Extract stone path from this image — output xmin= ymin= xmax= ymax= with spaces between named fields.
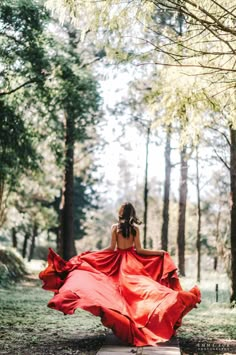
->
xmin=97 ymin=334 xmax=180 ymax=355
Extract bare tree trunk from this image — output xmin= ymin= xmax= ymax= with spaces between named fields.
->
xmin=58 ymin=188 xmax=64 ymax=255
xmin=143 ymin=126 xmax=150 ymax=248
xmin=28 ymin=223 xmax=38 ymax=262
xmin=22 ymin=232 xmax=30 ymax=259
xmin=0 ymin=179 xmax=7 ymax=227
xmin=0 ymin=179 xmax=5 ymax=227
xmin=59 ymin=111 xmax=76 ymax=260
xmin=196 ymin=146 xmax=201 ymax=282
xmin=214 ymin=209 xmax=221 ymax=271
xmin=177 ymin=146 xmax=188 ymax=276
xmin=230 ymin=127 xmax=236 ymax=303
xmin=11 ymin=227 xmax=17 ymax=249
xmin=161 ymin=125 xmax=172 ymax=251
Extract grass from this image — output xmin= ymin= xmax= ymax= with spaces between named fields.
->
xmin=0 ymin=276 xmax=107 ymax=355
xmin=177 ymin=270 xmax=236 ymax=354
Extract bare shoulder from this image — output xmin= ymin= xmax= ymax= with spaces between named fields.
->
xmin=111 ymin=223 xmax=118 ymax=232
xmin=134 ymin=225 xmax=140 ymax=233
xmin=134 ymin=225 xmax=140 ymax=230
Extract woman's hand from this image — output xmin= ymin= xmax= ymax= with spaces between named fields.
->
xmin=157 ymin=250 xmax=165 ymax=256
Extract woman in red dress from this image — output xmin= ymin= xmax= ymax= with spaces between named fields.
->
xmin=39 ymin=202 xmax=201 ymax=346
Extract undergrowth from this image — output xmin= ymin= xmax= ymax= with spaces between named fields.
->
xmin=0 ymin=247 xmax=27 ymax=287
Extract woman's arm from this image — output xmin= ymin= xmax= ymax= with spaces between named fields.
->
xmin=134 ymin=227 xmax=165 ymax=256
xmin=101 ymin=224 xmax=117 ymax=251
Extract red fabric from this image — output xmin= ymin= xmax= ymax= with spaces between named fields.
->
xmin=39 ymin=247 xmax=201 ymax=346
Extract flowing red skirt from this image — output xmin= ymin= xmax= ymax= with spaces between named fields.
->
xmin=39 ymin=247 xmax=201 ymax=346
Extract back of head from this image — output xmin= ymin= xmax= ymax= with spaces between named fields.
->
xmin=117 ymin=202 xmax=141 ymax=238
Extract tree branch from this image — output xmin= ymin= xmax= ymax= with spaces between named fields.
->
xmin=0 ymin=78 xmax=38 ymax=96
xmin=0 ymin=32 xmax=23 ymax=45
xmin=136 ymin=61 xmax=236 ymax=72
xmin=209 ymin=126 xmax=231 ymax=147
xmin=213 ymin=147 xmax=230 ymax=170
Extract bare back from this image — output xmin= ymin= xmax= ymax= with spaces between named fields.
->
xmin=113 ymin=223 xmax=137 ymax=249
xmin=108 ymin=223 xmax=164 ymax=256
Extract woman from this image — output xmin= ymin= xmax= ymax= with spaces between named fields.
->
xmin=39 ymin=202 xmax=201 ymax=346
xmin=103 ymin=202 xmax=165 ymax=256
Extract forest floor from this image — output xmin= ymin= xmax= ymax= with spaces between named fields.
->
xmin=0 ymin=263 xmax=236 ymax=355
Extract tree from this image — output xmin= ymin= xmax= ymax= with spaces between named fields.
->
xmin=195 ymin=144 xmax=201 ymax=282
xmin=48 ymin=29 xmax=101 ymax=260
xmin=48 ymin=1 xmax=235 ymax=77
xmin=0 ymin=1 xmax=50 ymax=94
xmin=73 ymin=174 xmax=99 ymax=241
xmin=143 ymin=125 xmax=151 ymax=248
xmin=149 ymin=0 xmax=236 ymax=78
xmin=161 ymin=125 xmax=172 ymax=251
xmin=0 ymin=100 xmax=38 ymax=226
xmin=177 ymin=143 xmax=188 ymax=277
xmin=0 ymin=1 xmax=51 ymax=227
xmin=230 ymin=127 xmax=236 ymax=302
xmin=0 ymin=2 xmax=103 ymax=263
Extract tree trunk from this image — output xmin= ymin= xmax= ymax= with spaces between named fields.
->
xmin=214 ymin=210 xmax=221 ymax=271
xmin=58 ymin=188 xmax=64 ymax=255
xmin=22 ymin=232 xmax=30 ymax=259
xmin=161 ymin=125 xmax=172 ymax=251
xmin=230 ymin=127 xmax=236 ymax=303
xmin=59 ymin=111 xmax=76 ymax=260
xmin=0 ymin=179 xmax=5 ymax=227
xmin=11 ymin=227 xmax=17 ymax=249
xmin=196 ymin=145 xmax=201 ymax=282
xmin=28 ymin=223 xmax=37 ymax=262
xmin=177 ymin=146 xmax=188 ymax=276
xmin=143 ymin=126 xmax=150 ymax=249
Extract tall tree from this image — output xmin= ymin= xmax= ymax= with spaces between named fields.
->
xmin=0 ymin=2 xmax=102 ymax=262
xmin=50 ymin=29 xmax=101 ymax=260
xmin=161 ymin=125 xmax=172 ymax=251
xmin=177 ymin=144 xmax=188 ymax=276
xmin=59 ymin=111 xmax=76 ymax=259
xmin=196 ymin=145 xmax=201 ymax=282
xmin=0 ymin=100 xmax=38 ymax=226
xmin=230 ymin=127 xmax=236 ymax=302
xmin=0 ymin=1 xmax=50 ymax=227
xmin=143 ymin=126 xmax=151 ymax=248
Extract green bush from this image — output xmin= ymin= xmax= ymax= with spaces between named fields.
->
xmin=0 ymin=247 xmax=27 ymax=287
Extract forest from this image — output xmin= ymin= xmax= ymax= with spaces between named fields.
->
xmin=0 ymin=1 xmax=236 ymax=354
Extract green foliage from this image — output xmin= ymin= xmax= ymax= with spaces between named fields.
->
xmin=0 ymin=100 xmax=38 ymax=186
xmin=0 ymin=0 xmax=103 ymax=251
xmin=74 ymin=176 xmax=98 ymax=240
xmin=48 ymin=28 xmax=101 ymax=140
xmin=0 ymin=1 xmax=50 ymax=94
xmin=0 ymin=1 xmax=52 ymax=226
xmin=0 ymin=247 xmax=27 ymax=287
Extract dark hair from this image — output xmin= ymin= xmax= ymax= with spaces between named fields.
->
xmin=117 ymin=202 xmax=142 ymax=238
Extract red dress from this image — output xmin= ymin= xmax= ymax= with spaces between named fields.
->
xmin=39 ymin=247 xmax=201 ymax=346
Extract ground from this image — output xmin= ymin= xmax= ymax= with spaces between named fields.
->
xmin=177 ymin=273 xmax=236 ymax=354
xmin=0 ymin=269 xmax=236 ymax=354
xmin=0 ymin=275 xmax=107 ymax=355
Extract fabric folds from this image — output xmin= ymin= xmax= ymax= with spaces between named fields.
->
xmin=39 ymin=247 xmax=201 ymax=346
